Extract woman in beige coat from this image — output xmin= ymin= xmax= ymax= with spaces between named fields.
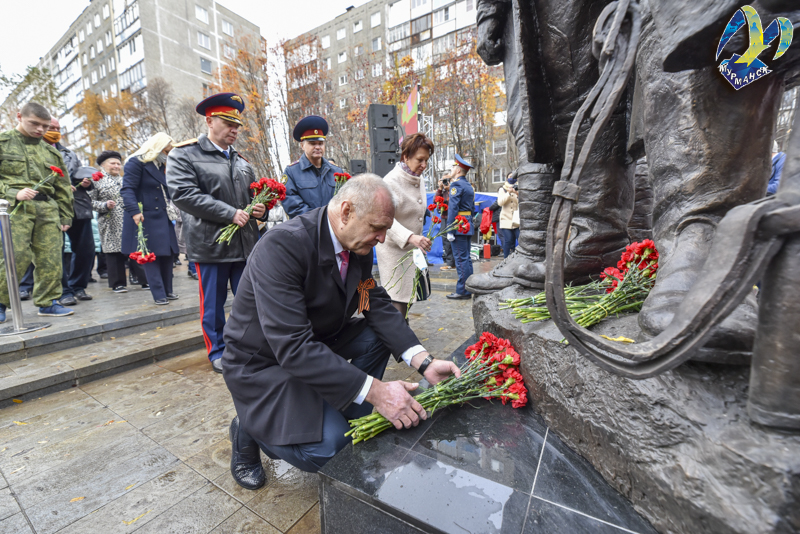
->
xmin=497 ymin=178 xmax=520 ymax=258
xmin=376 ymin=133 xmax=435 ymax=316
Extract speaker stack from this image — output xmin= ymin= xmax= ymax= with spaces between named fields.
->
xmin=368 ymin=104 xmax=400 ymax=178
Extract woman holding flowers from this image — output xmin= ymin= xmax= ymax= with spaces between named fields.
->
xmin=89 ymin=150 xmax=146 ymax=293
xmin=121 ymin=133 xmax=179 ymax=305
xmin=375 ymin=133 xmax=435 ymax=317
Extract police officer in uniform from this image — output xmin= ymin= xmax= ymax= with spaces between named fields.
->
xmin=445 ymin=155 xmax=475 ymax=300
xmin=167 ymin=93 xmax=267 ymax=374
xmin=282 ymin=116 xmax=343 ymax=218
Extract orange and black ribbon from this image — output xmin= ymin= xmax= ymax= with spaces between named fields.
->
xmin=357 ymin=279 xmax=376 ymax=314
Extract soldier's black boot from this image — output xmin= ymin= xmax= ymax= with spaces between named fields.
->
xmin=229 ymin=416 xmax=266 ymax=490
xmin=466 ymin=163 xmax=557 ymax=294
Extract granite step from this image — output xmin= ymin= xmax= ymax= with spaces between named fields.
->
xmin=0 ymin=321 xmax=206 ymax=407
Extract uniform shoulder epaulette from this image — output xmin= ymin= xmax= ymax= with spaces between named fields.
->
xmin=237 ymin=153 xmax=250 ymax=163
xmin=43 ymin=143 xmax=61 ymax=157
xmin=287 ymin=160 xmax=300 ymax=167
xmin=173 ymin=138 xmax=198 ymax=148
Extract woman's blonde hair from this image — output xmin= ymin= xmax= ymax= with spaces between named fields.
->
xmin=126 ymin=132 xmax=174 ymax=164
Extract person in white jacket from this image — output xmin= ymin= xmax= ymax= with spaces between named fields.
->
xmin=497 ymin=175 xmax=520 ymax=258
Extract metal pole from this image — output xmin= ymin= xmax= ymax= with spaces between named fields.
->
xmin=0 ymin=200 xmax=49 ymax=336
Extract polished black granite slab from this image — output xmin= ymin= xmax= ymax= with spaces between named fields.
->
xmin=319 ymin=337 xmax=658 ymax=534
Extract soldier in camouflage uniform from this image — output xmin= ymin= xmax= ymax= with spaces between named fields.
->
xmin=0 ymin=102 xmax=75 ymax=320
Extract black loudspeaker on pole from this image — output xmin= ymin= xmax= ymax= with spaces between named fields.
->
xmin=368 ymin=104 xmax=399 ymax=178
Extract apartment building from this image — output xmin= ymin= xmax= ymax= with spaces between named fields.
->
xmin=285 ymin=0 xmax=514 ymax=190
xmin=3 ymin=0 xmax=259 ymax=160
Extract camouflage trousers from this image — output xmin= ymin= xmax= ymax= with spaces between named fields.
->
xmin=0 ymin=200 xmax=63 ymax=307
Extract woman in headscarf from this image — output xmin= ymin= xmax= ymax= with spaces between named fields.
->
xmin=120 ymin=133 xmax=179 ymax=305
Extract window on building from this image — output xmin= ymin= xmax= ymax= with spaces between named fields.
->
xmin=79 ymin=30 xmax=85 ymax=43
xmin=371 ymin=12 xmax=381 ymax=27
xmin=411 ymin=0 xmax=427 ymax=7
xmin=323 ymin=57 xmax=331 ymax=70
xmin=338 ymin=51 xmax=346 ymax=63
xmin=336 ymin=27 xmax=346 ymax=40
xmin=94 ymin=14 xmax=101 ymax=27
xmin=224 ymin=44 xmax=235 ymax=59
xmin=120 ymin=61 xmax=146 ymax=91
xmin=198 ymin=32 xmax=211 ymax=49
xmin=372 ymin=63 xmax=382 ymax=77
xmin=90 ymin=46 xmax=95 ymax=59
xmin=355 ymin=69 xmax=365 ymax=80
xmin=433 ymin=6 xmax=451 ymax=25
xmin=466 ymin=0 xmax=475 ymax=10
xmin=200 ymin=57 xmax=212 ymax=74
xmin=110 ymin=83 xmax=117 ymax=96
xmin=82 ymin=53 xmax=87 ymax=66
xmin=97 ymin=39 xmax=103 ymax=52
xmin=356 ymin=93 xmax=366 ymax=104
xmin=339 ymin=74 xmax=348 ymax=86
xmin=83 ymin=78 xmax=90 ymax=90
xmin=372 ymin=36 xmax=382 ymax=51
xmin=196 ymin=5 xmax=209 ymax=23
xmin=321 ymin=35 xmax=330 ymax=49
xmin=109 ymin=57 xmax=115 ymax=71
xmin=388 ymin=24 xmax=409 ymax=43
xmin=353 ymin=20 xmax=363 ymax=33
xmin=102 ymin=89 xmax=108 ymax=99
xmin=222 ymin=20 xmax=234 ymax=36
xmin=324 ymin=81 xmax=332 ymax=92
xmin=86 ymin=22 xmax=92 ymax=36
xmin=492 ymin=168 xmax=505 ymax=182
xmin=129 ymin=37 xmax=137 ymax=54
xmin=354 ymin=44 xmax=363 ymax=56
xmin=493 ymin=139 xmax=507 ymax=155
xmin=91 ymin=70 xmax=98 ymax=84
xmin=103 ymin=3 xmax=110 ymax=19
xmin=339 ymin=98 xmax=347 ymax=109
xmin=411 ymin=15 xmax=431 ymax=34
xmin=202 ymin=83 xmax=210 ymax=96
xmin=105 ymin=31 xmax=112 ymax=46
xmin=100 ymin=64 xmax=107 ymax=78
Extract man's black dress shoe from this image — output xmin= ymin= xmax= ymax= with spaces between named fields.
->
xmin=229 ymin=416 xmax=266 ymax=490
xmin=166 ymin=293 xmax=179 ymax=300
xmin=75 ymin=289 xmax=92 ymax=301
xmin=446 ymin=292 xmax=472 ymax=300
xmin=19 ymin=290 xmax=30 ymax=301
xmin=59 ymin=295 xmax=78 ymax=306
xmin=212 ymin=358 xmax=223 ymax=374
xmin=154 ymin=298 xmax=168 ymax=305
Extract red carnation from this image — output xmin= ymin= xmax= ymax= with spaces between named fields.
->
xmin=91 ymin=171 xmax=104 ymax=181
xmin=455 ymin=215 xmax=470 ymax=234
xmin=49 ymin=165 xmax=64 ymax=177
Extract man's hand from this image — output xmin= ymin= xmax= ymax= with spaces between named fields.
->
xmin=365 ymin=380 xmax=427 ymax=430
xmin=232 ymin=209 xmax=249 ymax=227
xmin=133 ymin=213 xmax=144 ymax=226
xmin=408 ymin=234 xmax=432 ymax=252
xmin=60 ymin=225 xmax=70 ymax=232
xmin=106 ymin=200 xmax=116 ymax=210
xmin=15 ymin=188 xmax=37 ymax=201
xmin=410 ymin=352 xmax=461 ymax=386
xmin=251 ymin=203 xmax=266 ymax=219
xmin=80 ymin=178 xmax=91 ymax=188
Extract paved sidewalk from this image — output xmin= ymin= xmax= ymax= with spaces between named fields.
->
xmin=0 ymin=289 xmax=475 ymax=533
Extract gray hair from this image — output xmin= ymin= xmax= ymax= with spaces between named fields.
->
xmin=328 ymin=173 xmax=396 ymax=216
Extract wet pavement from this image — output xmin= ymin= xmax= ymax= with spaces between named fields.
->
xmin=0 ymin=284 xmax=476 ymax=533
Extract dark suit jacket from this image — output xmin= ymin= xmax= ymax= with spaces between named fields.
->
xmin=120 ymin=158 xmax=179 ymax=257
xmin=222 ymin=207 xmax=419 ymax=446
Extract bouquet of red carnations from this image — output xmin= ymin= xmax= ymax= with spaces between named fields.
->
xmin=333 ymin=172 xmax=351 ymax=195
xmin=384 ymin=196 xmax=470 ymax=315
xmin=346 ymin=332 xmax=528 ymax=444
xmin=129 ymin=202 xmax=156 ymax=264
xmin=91 ymin=171 xmax=103 ymax=181
xmin=216 ymin=178 xmax=286 ymax=244
xmin=501 ymin=239 xmax=659 ymax=330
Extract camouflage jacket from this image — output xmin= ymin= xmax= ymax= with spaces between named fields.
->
xmin=0 ymin=128 xmax=74 ymax=226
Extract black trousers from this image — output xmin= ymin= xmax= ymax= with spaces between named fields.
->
xmin=106 ymin=252 xmax=128 ymax=288
xmin=61 ymin=218 xmax=95 ymax=296
xmin=143 ymin=255 xmax=173 ymax=301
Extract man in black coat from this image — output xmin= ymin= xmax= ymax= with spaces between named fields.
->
xmin=167 ymin=93 xmax=267 ymax=373
xmin=222 ymin=174 xmax=460 ymax=489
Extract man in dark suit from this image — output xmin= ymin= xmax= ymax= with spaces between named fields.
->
xmin=222 ymin=174 xmax=460 ymax=490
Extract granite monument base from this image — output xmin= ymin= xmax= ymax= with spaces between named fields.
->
xmin=473 ymin=286 xmax=800 ymax=534
xmin=319 ymin=338 xmax=657 ymax=534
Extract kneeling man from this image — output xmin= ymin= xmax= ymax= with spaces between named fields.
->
xmin=222 ymin=174 xmax=459 ymax=489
